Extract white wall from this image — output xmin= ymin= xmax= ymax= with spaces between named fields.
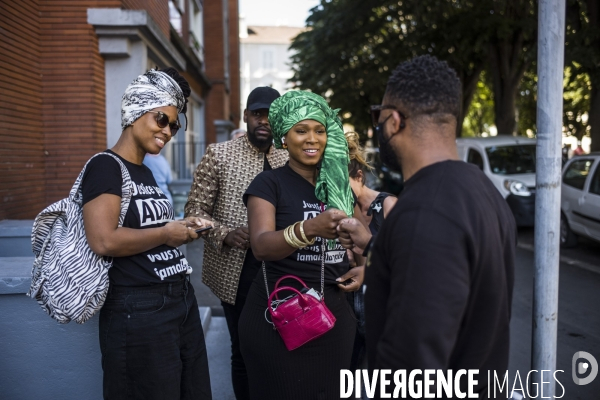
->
xmin=240 ymin=42 xmax=296 ymax=127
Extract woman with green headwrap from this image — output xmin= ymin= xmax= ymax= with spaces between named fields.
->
xmin=238 ymin=91 xmax=366 ymax=399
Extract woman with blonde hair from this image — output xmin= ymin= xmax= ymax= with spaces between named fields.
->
xmin=345 ymin=131 xmax=397 ymax=374
xmin=346 ymin=131 xmax=397 ymax=225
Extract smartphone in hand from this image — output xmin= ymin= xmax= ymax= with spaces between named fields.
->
xmin=195 ymin=226 xmax=213 ymax=234
xmin=336 ymin=277 xmax=354 ymax=286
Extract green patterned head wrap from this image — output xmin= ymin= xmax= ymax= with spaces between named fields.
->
xmin=269 ymin=90 xmax=353 ymax=217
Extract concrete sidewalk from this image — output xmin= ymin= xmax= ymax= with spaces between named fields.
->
xmin=205 ymin=317 xmax=236 ymax=400
xmin=184 ymin=239 xmax=235 ymax=399
xmin=185 ymin=240 xmax=224 ymax=316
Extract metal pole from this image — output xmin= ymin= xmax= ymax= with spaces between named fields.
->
xmin=532 ymin=0 xmax=565 ymax=397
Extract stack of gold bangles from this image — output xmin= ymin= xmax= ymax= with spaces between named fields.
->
xmin=284 ymin=221 xmax=316 ymax=249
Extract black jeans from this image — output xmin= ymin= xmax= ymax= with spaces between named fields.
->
xmin=99 ymin=277 xmax=212 ymax=400
xmin=221 ymin=256 xmax=261 ymax=400
xmin=348 ymin=288 xmax=366 ymax=370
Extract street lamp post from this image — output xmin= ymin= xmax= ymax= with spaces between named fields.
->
xmin=532 ymin=0 xmax=566 ymax=397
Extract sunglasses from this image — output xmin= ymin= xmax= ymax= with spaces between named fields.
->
xmin=369 ymin=105 xmax=407 ymax=128
xmin=147 ymin=111 xmax=181 ymax=136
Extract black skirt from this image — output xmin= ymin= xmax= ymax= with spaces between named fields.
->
xmin=239 ymin=274 xmax=356 ymax=400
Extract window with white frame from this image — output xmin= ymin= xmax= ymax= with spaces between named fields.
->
xmin=188 ymin=97 xmax=206 ymax=169
xmin=262 ymin=50 xmax=274 ymax=70
xmin=189 ymin=0 xmax=204 ymax=61
xmin=168 ymin=97 xmax=205 ymax=180
xmin=169 ymin=0 xmax=182 ymax=36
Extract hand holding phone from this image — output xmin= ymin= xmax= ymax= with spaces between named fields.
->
xmin=340 ymin=278 xmax=354 ymax=286
xmin=195 ymin=226 xmax=213 ymax=234
xmin=336 ymin=265 xmax=364 ymax=292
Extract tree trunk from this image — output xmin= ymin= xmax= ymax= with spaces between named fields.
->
xmin=495 ymin=87 xmax=518 ymax=135
xmin=457 ymin=66 xmax=485 ymax=137
xmin=587 ymin=0 xmax=599 ymax=26
xmin=489 ymin=37 xmax=528 ymax=135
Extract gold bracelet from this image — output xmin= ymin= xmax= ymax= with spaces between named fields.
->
xmin=299 ymin=220 xmax=316 ymax=245
xmin=288 ymin=222 xmax=307 ymax=248
xmin=283 ymin=225 xmax=297 ymax=248
xmin=284 ymin=224 xmax=304 ymax=249
xmin=283 ymin=221 xmax=316 ymax=249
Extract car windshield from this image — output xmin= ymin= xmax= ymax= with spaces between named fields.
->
xmin=485 ymin=144 xmax=536 ymax=175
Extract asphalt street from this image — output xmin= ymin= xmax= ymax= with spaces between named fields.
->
xmin=509 ymin=228 xmax=600 ymax=399
xmin=185 ymin=229 xmax=600 ymax=399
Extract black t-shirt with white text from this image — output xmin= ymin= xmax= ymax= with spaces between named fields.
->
xmin=81 ymin=151 xmax=190 ymax=286
xmin=243 ymin=164 xmax=349 ymax=288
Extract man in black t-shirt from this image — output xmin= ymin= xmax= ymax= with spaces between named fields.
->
xmin=338 ymin=56 xmax=516 ymax=399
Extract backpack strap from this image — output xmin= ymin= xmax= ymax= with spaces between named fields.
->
xmin=68 ymin=152 xmax=134 ymax=227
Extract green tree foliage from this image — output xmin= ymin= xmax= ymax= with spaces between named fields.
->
xmin=566 ymin=0 xmax=600 ymax=150
xmin=563 ymin=66 xmax=591 ymax=140
xmin=392 ymin=1 xmax=491 ymax=134
xmin=504 ymin=65 xmax=591 ymax=139
xmin=290 ymin=0 xmax=536 ymax=137
xmin=290 ymin=0 xmax=394 ymax=137
xmin=462 ymin=72 xmax=495 ymax=137
xmin=486 ymin=1 xmax=537 ymax=135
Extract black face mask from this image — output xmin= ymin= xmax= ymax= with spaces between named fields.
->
xmin=375 ymin=115 xmax=402 ymax=173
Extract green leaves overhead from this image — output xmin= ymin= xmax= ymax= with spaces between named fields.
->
xmin=290 ymin=0 xmax=536 ymax=136
xmin=565 ymin=0 xmax=600 ymax=150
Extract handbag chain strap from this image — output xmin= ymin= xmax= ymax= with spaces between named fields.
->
xmin=320 ymin=241 xmax=325 ymax=297
xmin=263 ymin=239 xmax=326 ymax=300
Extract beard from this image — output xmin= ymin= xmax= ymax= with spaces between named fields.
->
xmin=377 ymin=124 xmax=402 ymax=173
xmin=247 ymin=127 xmax=273 ymax=149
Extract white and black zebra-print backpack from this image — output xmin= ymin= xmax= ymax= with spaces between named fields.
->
xmin=28 ymin=152 xmax=133 ymax=324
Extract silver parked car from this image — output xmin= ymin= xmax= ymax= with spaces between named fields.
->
xmin=457 ymin=137 xmax=537 ymax=226
xmin=561 ymin=153 xmax=600 ymax=247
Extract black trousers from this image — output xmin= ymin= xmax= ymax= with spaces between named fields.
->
xmin=99 ymin=277 xmax=212 ymax=400
xmin=348 ymin=288 xmax=367 ymax=370
xmin=221 ymin=257 xmax=261 ymax=400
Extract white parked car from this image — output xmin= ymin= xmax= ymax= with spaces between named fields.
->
xmin=560 ymin=153 xmax=600 ymax=247
xmin=456 ymin=137 xmax=537 ymax=226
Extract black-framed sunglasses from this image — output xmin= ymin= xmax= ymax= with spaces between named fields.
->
xmin=147 ymin=111 xmax=181 ymax=136
xmin=369 ymin=105 xmax=407 ymax=128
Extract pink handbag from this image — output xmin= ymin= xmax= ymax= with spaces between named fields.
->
xmin=263 ymin=244 xmax=336 ymax=351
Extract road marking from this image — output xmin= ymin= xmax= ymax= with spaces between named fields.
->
xmin=517 ymin=243 xmax=600 ymax=275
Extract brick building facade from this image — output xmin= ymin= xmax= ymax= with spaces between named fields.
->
xmin=0 ymin=0 xmax=240 ymax=220
xmin=203 ymin=0 xmax=240 ymax=142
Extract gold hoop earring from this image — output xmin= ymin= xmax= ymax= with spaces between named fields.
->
xmin=282 ymin=142 xmax=288 ymax=149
